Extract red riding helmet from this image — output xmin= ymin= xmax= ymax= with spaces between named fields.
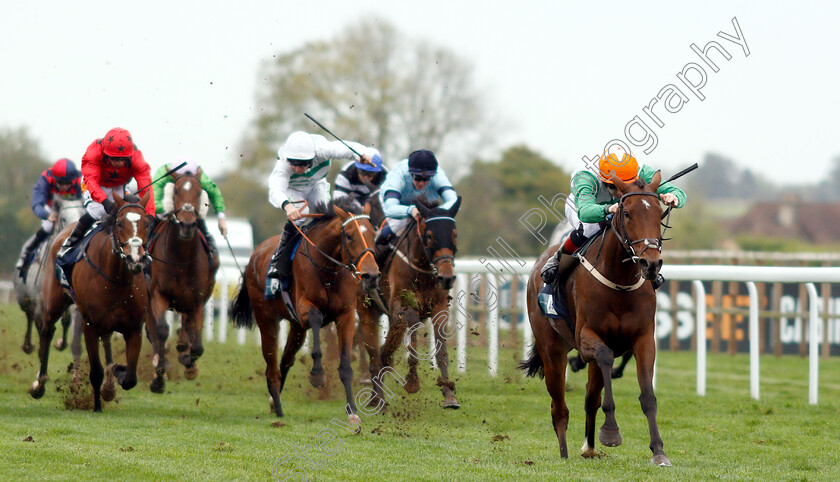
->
xmin=51 ymin=158 xmax=81 ymax=183
xmin=102 ymin=127 xmax=136 ymax=157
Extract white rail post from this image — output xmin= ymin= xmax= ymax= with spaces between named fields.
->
xmin=693 ymin=280 xmax=707 ymax=396
xmin=520 ymin=274 xmax=532 ymax=362
xmin=379 ymin=314 xmax=389 ymax=349
xmin=428 ymin=318 xmax=437 ymax=370
xmin=279 ymin=320 xmax=288 ymax=351
xmin=204 ymin=295 xmax=214 ymax=342
xmin=455 ymin=276 xmax=468 ymax=373
xmin=218 ymin=274 xmax=228 ymax=343
xmin=806 ymin=283 xmax=819 ymax=405
xmin=487 ymin=274 xmax=499 ymax=377
xmin=747 ymin=282 xmax=759 ymax=400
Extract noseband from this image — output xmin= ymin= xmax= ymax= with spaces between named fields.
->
xmin=111 ymin=204 xmax=151 ymax=264
xmin=612 ymin=191 xmax=663 ymax=263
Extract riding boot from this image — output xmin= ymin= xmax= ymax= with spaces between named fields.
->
xmin=266 ymin=221 xmax=299 ymax=295
xmin=374 ymin=225 xmax=395 ymax=266
xmin=541 ymin=248 xmax=578 ymax=286
xmin=16 ymin=227 xmax=51 ymax=272
xmin=57 ymin=212 xmax=96 ymax=258
xmin=652 ymin=273 xmax=665 ymax=290
xmin=197 ymin=218 xmax=217 ymax=256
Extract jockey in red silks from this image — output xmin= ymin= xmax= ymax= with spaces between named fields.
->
xmin=16 ymin=158 xmax=82 ymax=272
xmin=57 ymin=127 xmax=156 ymax=257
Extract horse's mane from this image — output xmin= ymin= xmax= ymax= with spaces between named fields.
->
xmin=414 ymin=195 xmax=443 ymax=209
xmin=305 ymin=196 xmax=364 ymax=230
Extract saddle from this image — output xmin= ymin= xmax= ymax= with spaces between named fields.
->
xmin=55 ymin=222 xmax=107 ymax=300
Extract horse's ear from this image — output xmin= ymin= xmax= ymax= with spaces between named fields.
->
xmin=447 ymin=196 xmax=462 ymax=217
xmin=333 ymin=204 xmax=349 ymax=219
xmin=414 ymin=200 xmax=432 ymax=219
xmin=362 ymin=202 xmax=371 ymax=216
xmin=612 ymin=175 xmax=630 ymax=194
xmin=113 ymin=190 xmax=125 ymax=209
xmin=648 ymin=170 xmax=662 ymax=192
xmin=139 ymin=189 xmax=151 ymax=209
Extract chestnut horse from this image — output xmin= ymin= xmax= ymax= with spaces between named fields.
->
xmin=230 ymin=197 xmax=380 ymax=424
xmin=14 ymin=197 xmax=86 ymax=363
xmin=521 ymin=173 xmax=671 ymax=465
xmin=358 ymin=197 xmax=462 ymax=409
xmin=147 ymin=173 xmax=219 ymax=392
xmin=35 ymin=191 xmax=152 ymax=412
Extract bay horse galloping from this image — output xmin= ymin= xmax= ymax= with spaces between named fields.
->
xmin=36 ymin=191 xmax=153 ymax=412
xmin=230 ymin=197 xmax=380 ymax=424
xmin=358 ymin=197 xmax=462 ymax=409
xmin=14 ymin=197 xmax=86 ymax=363
xmin=521 ymin=172 xmax=671 ymax=466
xmin=147 ymin=173 xmax=219 ymax=392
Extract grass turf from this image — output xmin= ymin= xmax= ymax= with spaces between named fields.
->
xmin=1 ymin=303 xmax=839 ymax=480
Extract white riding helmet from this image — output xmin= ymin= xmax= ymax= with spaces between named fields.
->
xmin=173 ymin=156 xmax=199 ymax=176
xmin=281 ymin=131 xmax=316 ymax=163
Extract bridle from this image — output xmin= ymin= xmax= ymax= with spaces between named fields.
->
xmin=166 ymin=175 xmax=200 ymax=228
xmin=611 ymin=191 xmax=664 ymax=264
xmin=110 ymin=203 xmax=151 ymax=264
xmin=391 ymin=216 xmax=457 ymax=276
xmin=294 ymin=213 xmax=376 ymax=279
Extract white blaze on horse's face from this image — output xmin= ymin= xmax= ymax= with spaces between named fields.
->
xmin=358 ymin=225 xmax=368 ymax=235
xmin=125 ymin=212 xmax=144 ymax=262
xmin=642 ymin=199 xmax=651 ymax=209
xmin=182 ymin=180 xmax=193 ymax=191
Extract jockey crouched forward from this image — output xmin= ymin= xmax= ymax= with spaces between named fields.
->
xmin=332 ymin=149 xmax=387 ymax=205
xmin=264 ymin=131 xmax=376 ymax=302
xmin=57 ymin=127 xmax=156 ymax=258
xmin=374 ymin=149 xmax=458 ymax=264
xmin=16 ymin=158 xmax=83 ymax=274
xmin=152 ymin=157 xmax=228 ymax=256
xmin=540 ymin=149 xmax=686 ymax=290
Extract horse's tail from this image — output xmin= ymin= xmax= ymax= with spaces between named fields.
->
xmin=518 ymin=344 xmax=545 ymax=379
xmin=230 ymin=276 xmax=254 ymax=330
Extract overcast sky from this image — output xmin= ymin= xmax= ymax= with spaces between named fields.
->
xmin=1 ymin=1 xmax=837 ymax=186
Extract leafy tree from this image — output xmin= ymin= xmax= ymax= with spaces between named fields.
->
xmin=455 ymin=145 xmax=570 ymax=256
xmin=0 ymin=127 xmax=50 ymax=275
xmin=236 ymin=18 xmax=490 ymax=180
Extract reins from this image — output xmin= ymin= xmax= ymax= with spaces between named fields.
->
xmin=291 ymin=208 xmax=375 ymax=280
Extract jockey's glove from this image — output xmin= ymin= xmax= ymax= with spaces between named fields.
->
xmin=102 ymin=198 xmax=116 ymax=214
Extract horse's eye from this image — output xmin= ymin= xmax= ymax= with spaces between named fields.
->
xmin=624 ymin=211 xmax=631 ymax=219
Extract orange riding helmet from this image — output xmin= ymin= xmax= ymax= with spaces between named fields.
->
xmin=598 ymin=151 xmax=639 ymax=184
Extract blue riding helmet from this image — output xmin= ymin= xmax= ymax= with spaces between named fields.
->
xmin=355 ymin=150 xmax=383 ymax=172
xmin=407 ymin=149 xmax=437 ymax=177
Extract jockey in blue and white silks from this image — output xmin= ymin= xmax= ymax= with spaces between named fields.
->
xmin=376 ymin=149 xmax=458 ymax=247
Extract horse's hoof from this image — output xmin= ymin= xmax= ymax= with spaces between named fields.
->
xmin=184 ymin=366 xmax=199 ymax=380
xmin=175 ymin=342 xmax=188 ymax=353
xmin=29 ymin=380 xmax=46 ymax=399
xmin=101 ymin=382 xmax=116 ymax=402
xmin=21 ymin=342 xmax=34 ymax=354
xmin=443 ymin=397 xmax=460 ymax=409
xmin=651 ymin=454 xmax=672 ymax=467
xmin=149 ymin=376 xmax=166 ymax=394
xmin=178 ymin=352 xmax=194 ymax=368
xmin=599 ymin=426 xmax=622 ymax=447
xmin=309 ymin=372 xmax=327 ymax=388
xmin=269 ymin=396 xmax=284 ymax=417
xmin=580 ymin=441 xmax=599 ymax=458
xmin=610 ymin=368 xmax=624 ymax=379
xmin=54 ymin=338 xmax=67 ymax=351
xmin=347 ymin=414 xmax=362 ymax=433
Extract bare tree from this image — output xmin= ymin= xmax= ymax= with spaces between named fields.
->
xmin=236 ymin=18 xmax=491 ymax=179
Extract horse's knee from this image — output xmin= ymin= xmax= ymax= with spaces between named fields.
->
xmin=190 ymin=344 xmax=204 ymax=359
xmin=639 ymin=391 xmax=657 ymax=414
xmin=595 ymin=344 xmax=614 ymax=368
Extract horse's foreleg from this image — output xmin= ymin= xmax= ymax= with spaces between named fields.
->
xmin=612 ymin=351 xmax=634 ymax=379
xmin=114 ymin=327 xmax=142 ymax=391
xmin=336 ymin=310 xmax=361 ymax=428
xmin=83 ymin=327 xmax=104 ymax=413
xmin=147 ymin=294 xmax=170 ymax=393
xmin=633 ymin=333 xmax=671 ymax=466
xmin=582 ymin=360 xmax=605 ymax=457
xmin=305 ymin=306 xmax=327 ymax=388
xmin=22 ymin=311 xmax=35 ymax=354
xmin=358 ymin=305 xmax=384 ymax=406
xmin=431 ymin=311 xmax=459 ymax=408
xmin=594 ymin=343 xmax=622 ymax=448
xmin=353 ymin=321 xmax=370 ymax=384
xmin=405 ymin=318 xmax=420 ymax=394
xmin=55 ymin=309 xmax=71 ymax=351
xmin=182 ymin=306 xmax=205 ymax=379
xmin=29 ymin=314 xmax=57 ymax=399
xmin=70 ymin=308 xmax=83 ymax=378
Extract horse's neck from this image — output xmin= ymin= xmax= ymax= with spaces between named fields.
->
xmin=306 ymin=220 xmax=342 ymax=260
xmin=91 ymin=231 xmax=134 ymax=283
xmin=590 ymin=226 xmax=642 ymax=285
xmin=164 ymin=221 xmax=202 ymax=255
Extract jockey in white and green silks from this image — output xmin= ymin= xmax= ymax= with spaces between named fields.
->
xmin=541 ymin=148 xmax=686 ymax=290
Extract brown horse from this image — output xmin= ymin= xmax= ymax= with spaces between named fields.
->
xmin=147 ymin=174 xmax=219 ymax=392
xmin=230 ymin=197 xmax=380 ymax=424
xmin=35 ymin=191 xmax=153 ymax=412
xmin=521 ymin=173 xmax=671 ymax=465
xmin=358 ymin=197 xmax=462 ymax=409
